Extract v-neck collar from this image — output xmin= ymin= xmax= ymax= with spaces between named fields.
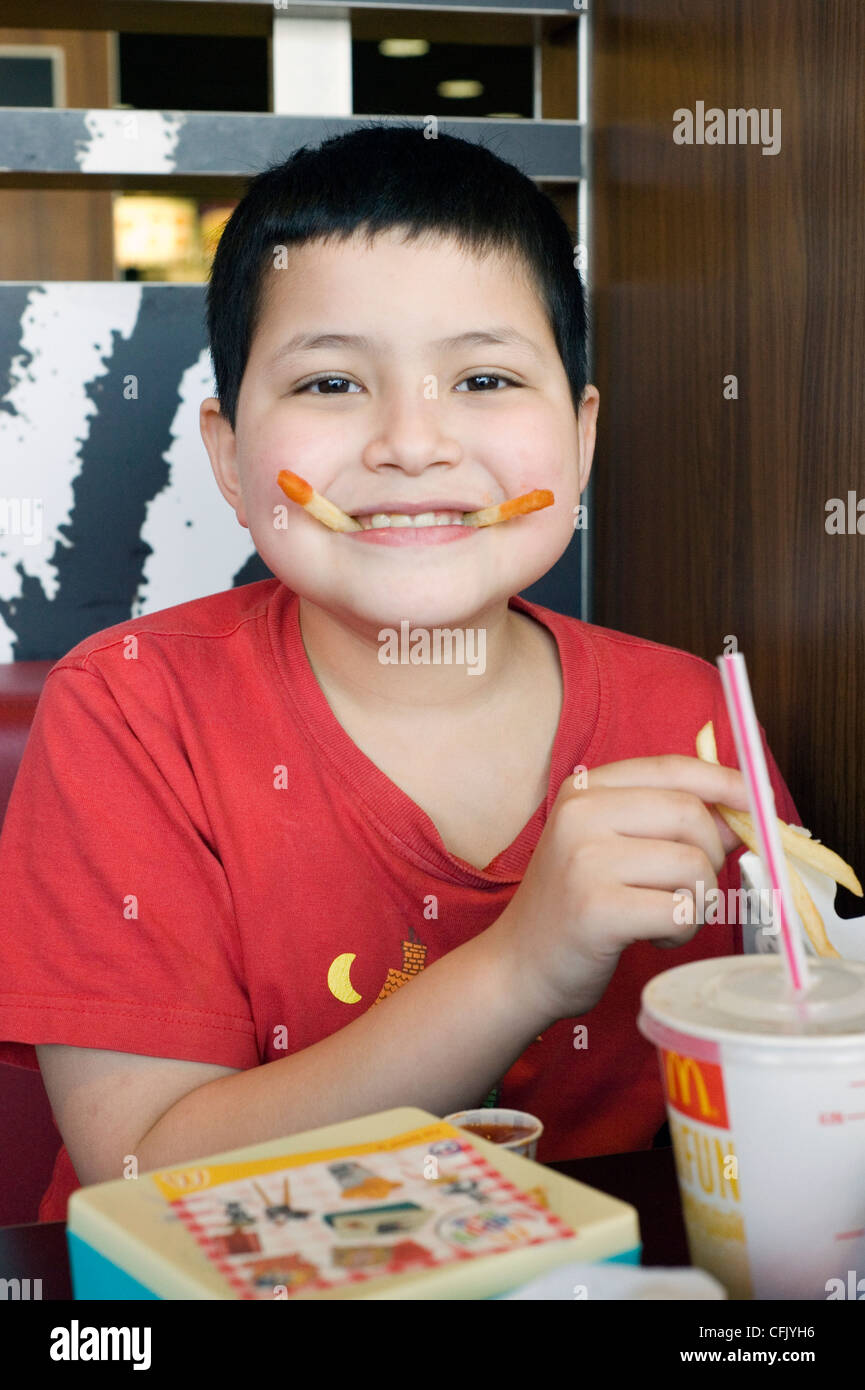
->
xmin=268 ymin=584 xmax=606 ymax=886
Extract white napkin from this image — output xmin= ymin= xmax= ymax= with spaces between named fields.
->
xmin=739 ymin=843 xmax=865 ymax=961
xmin=501 ymin=1261 xmax=726 ymax=1300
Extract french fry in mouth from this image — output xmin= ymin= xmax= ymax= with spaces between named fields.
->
xmin=695 ymin=718 xmax=862 ymax=957
xmin=461 ymin=489 xmax=555 ymax=527
xmin=277 ymin=471 xmax=362 ymax=532
xmin=276 ymin=471 xmax=554 ymax=532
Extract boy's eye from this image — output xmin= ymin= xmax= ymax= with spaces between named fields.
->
xmin=297 ymin=376 xmax=362 ymax=395
xmin=455 ymin=374 xmax=516 ymax=392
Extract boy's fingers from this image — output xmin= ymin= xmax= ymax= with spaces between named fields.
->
xmin=608 ymin=887 xmax=709 ymax=948
xmin=597 ymin=836 xmax=721 ymax=894
xmin=709 ymin=806 xmax=746 ymax=856
xmin=561 ymin=785 xmax=727 ymax=875
xmin=567 ymin=754 xmax=751 ymax=814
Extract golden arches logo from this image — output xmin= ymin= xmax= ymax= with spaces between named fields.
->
xmin=664 ymin=1053 xmax=716 ymax=1120
xmin=157 ymin=1168 xmax=209 ymax=1192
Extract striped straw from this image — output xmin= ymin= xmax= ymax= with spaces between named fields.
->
xmin=717 ymin=652 xmax=812 ymax=995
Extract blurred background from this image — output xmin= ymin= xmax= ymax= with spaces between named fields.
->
xmin=0 ymin=8 xmax=578 ymax=282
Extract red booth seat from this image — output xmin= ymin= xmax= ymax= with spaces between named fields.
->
xmin=0 ymin=661 xmax=63 ymax=1226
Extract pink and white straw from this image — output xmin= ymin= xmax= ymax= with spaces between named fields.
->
xmin=717 ymin=652 xmax=812 ymax=995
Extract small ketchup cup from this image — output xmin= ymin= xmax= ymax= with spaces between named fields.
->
xmin=442 ymin=1108 xmax=544 ymax=1160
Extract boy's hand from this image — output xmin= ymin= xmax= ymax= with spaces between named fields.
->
xmin=488 ymin=756 xmax=753 ymax=1025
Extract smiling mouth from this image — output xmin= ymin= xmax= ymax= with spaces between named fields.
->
xmin=276 ymin=469 xmax=554 ymax=534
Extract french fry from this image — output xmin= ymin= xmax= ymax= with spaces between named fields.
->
xmin=277 ymin=470 xmax=361 ymax=532
xmin=788 ymin=860 xmax=840 ymax=959
xmin=700 ymin=778 xmax=838 ymax=956
xmin=695 ymin=718 xmax=861 ymax=958
xmin=696 ymin=721 xmax=862 ymax=895
xmin=695 ymin=719 xmax=720 ymax=765
xmin=777 ymin=828 xmax=860 ymax=895
xmin=462 ymin=489 xmax=555 ymax=527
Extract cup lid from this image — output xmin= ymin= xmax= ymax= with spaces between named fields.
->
xmin=640 ymin=956 xmax=865 ymax=1043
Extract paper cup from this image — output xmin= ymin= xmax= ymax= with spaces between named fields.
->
xmin=639 ymin=956 xmax=865 ymax=1299
xmin=443 ymin=1109 xmax=543 ymax=1160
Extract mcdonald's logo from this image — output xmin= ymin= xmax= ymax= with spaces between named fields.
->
xmin=156 ymin=1168 xmax=209 ymax=1193
xmin=660 ymin=1050 xmax=729 ymax=1128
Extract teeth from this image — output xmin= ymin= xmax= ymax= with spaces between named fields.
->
xmin=358 ymin=511 xmax=465 ymax=530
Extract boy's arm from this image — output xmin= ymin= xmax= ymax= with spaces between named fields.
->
xmin=38 ymin=925 xmax=543 ymax=1187
xmin=35 ymin=1046 xmax=241 ymax=1188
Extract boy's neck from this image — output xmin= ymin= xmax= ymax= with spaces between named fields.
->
xmin=296 ymin=595 xmax=542 ymax=722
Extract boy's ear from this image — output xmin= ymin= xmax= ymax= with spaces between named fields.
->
xmin=577 ymin=386 xmax=600 ymax=494
xmin=200 ymin=397 xmax=248 ymax=529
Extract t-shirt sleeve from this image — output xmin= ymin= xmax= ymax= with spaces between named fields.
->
xmin=0 ymin=663 xmax=258 ymax=1072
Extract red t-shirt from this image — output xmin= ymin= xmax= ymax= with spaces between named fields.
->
xmin=0 ymin=580 xmax=800 ymax=1221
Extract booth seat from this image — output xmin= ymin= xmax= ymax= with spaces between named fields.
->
xmin=0 ymin=661 xmax=63 ymax=1226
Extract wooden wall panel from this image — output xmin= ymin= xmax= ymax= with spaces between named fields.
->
xmin=0 ymin=28 xmax=114 ymax=278
xmin=0 ymin=2 xmax=270 ymax=34
xmin=590 ymin=1 xmax=865 ymax=890
xmin=540 ymin=17 xmax=577 ymax=118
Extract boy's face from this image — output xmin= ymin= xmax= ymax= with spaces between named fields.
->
xmin=201 ymin=228 xmax=598 ymax=632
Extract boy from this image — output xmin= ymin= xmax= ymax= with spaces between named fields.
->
xmin=0 ymin=124 xmax=798 ymax=1222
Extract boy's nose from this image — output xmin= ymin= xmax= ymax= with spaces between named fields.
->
xmin=362 ymin=396 xmax=462 ymax=473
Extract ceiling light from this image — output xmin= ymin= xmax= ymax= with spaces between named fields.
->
xmin=113 ymin=195 xmax=199 ymax=269
xmin=378 ymin=39 xmax=430 ymax=57
xmin=437 ymin=79 xmax=484 ymax=100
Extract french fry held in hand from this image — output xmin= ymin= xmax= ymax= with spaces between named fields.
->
xmin=696 ymin=719 xmax=863 ymax=957
xmin=276 ymin=471 xmax=554 ymax=532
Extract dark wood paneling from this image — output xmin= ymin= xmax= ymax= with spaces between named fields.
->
xmin=540 ymin=16 xmax=577 ymax=118
xmin=351 ymin=11 xmax=535 ymax=43
xmin=0 ymin=2 xmax=272 ymax=35
xmin=590 ymin=1 xmax=865 ymax=887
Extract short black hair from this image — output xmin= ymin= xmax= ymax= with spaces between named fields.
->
xmin=205 ymin=121 xmax=589 ymax=432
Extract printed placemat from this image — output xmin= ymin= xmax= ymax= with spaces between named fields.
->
xmin=151 ymin=1122 xmax=575 ymax=1299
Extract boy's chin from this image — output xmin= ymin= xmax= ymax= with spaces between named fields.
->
xmin=297 ymin=582 xmax=511 ymax=633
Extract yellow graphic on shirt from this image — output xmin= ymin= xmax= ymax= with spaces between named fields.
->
xmin=327 ymin=931 xmax=428 ymax=1008
xmin=327 ymin=952 xmax=362 ymax=1004
xmin=373 ymin=931 xmax=427 ymax=1006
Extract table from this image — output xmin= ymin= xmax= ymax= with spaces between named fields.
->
xmin=0 ymin=1146 xmax=688 ymax=1299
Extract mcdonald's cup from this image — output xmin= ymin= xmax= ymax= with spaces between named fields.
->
xmin=638 ymin=955 xmax=865 ymax=1299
